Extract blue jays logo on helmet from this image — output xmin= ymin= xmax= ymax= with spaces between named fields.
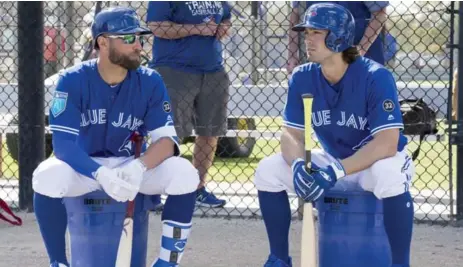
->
xmin=91 ymin=7 xmax=152 ymax=49
xmin=292 ymin=3 xmax=355 ymax=53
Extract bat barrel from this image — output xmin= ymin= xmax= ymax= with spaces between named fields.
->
xmin=315 ymin=190 xmax=392 ymax=267
xmin=63 ymin=190 xmax=155 ymax=267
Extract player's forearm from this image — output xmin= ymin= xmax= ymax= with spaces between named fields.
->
xmin=220 ymin=20 xmax=232 ymax=32
xmin=53 ymin=137 xmax=101 ymax=179
xmin=288 ymin=9 xmax=300 ymax=60
xmin=340 ymin=130 xmax=398 ymax=175
xmin=217 ymin=19 xmax=232 ymax=40
xmin=281 ymin=127 xmax=305 ymax=166
xmin=139 ymin=137 xmax=175 ymax=169
xmin=358 ymin=9 xmax=387 ymax=54
xmin=149 ymin=21 xmax=200 ymax=39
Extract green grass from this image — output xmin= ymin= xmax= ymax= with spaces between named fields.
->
xmin=1 ymin=141 xmax=19 ymax=179
xmin=2 ymin=116 xmax=455 ymax=192
xmin=180 ymin=116 xmax=455 ymax=192
xmin=180 ymin=139 xmax=280 ymax=184
xmin=179 ymin=139 xmax=454 ymax=192
xmin=405 ymin=141 xmax=454 ymax=191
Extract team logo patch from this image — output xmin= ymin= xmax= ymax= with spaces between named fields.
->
xmin=50 ymin=91 xmax=68 ymax=117
xmin=382 ymin=99 xmax=395 ymax=112
xmin=165 ymin=115 xmax=174 ymax=126
xmin=174 ymin=240 xmax=186 ymax=252
xmin=118 ymin=134 xmax=134 ymax=155
xmin=163 ymin=101 xmax=171 ymax=113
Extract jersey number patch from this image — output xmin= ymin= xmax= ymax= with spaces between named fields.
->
xmin=383 ymin=99 xmax=395 ymax=112
xmin=51 ymin=91 xmax=68 ymax=118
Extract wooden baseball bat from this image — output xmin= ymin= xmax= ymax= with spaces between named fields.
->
xmin=300 ymin=93 xmax=318 ymax=267
xmin=115 ymin=133 xmax=143 ymax=267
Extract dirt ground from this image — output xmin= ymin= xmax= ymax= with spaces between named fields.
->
xmin=0 ymin=212 xmax=462 ymax=267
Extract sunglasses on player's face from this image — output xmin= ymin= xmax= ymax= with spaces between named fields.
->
xmin=106 ymin=34 xmax=145 ymax=46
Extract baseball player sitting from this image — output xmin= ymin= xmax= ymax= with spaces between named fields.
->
xmin=254 ymin=4 xmax=414 ymax=267
xmin=32 ymin=7 xmax=199 ymax=267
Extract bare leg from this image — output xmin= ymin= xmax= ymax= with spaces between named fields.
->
xmin=193 ymin=136 xmax=218 ymax=188
xmin=193 ymin=136 xmax=226 ymax=207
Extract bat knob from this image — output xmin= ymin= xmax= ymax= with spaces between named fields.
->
xmin=304 ymin=164 xmax=313 ymax=174
xmin=130 ymin=131 xmax=144 ymax=142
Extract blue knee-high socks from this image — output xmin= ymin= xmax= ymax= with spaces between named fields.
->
xmin=152 ymin=192 xmax=196 ymax=266
xmin=258 ymin=190 xmax=291 ymax=264
xmin=162 ymin=191 xmax=196 ymax=223
xmin=34 ymin=192 xmax=68 ymax=266
xmin=383 ymin=191 xmax=414 ymax=267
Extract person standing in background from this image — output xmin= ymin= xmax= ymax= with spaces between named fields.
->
xmin=44 ymin=26 xmax=65 ymax=78
xmin=146 ymin=1 xmax=232 ymax=208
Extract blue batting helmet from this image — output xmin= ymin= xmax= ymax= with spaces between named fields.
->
xmin=292 ymin=3 xmax=355 ymax=53
xmin=91 ymin=7 xmax=151 ymax=49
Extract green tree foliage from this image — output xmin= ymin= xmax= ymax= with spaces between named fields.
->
xmin=387 ymin=1 xmax=451 ymax=55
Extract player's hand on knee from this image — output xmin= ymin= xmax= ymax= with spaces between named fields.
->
xmin=291 ymin=158 xmax=325 ymax=202
xmin=118 ymin=159 xmax=147 ymax=190
xmin=94 ymin=166 xmax=139 ymax=202
xmin=310 ymin=160 xmax=346 ymax=190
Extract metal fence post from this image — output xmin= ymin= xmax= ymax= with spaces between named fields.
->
xmin=250 ymin=1 xmax=259 ymax=85
xmin=17 ymin=2 xmax=45 ymax=211
xmin=447 ymin=1 xmax=456 ymax=222
xmin=455 ymin=2 xmax=463 ymax=223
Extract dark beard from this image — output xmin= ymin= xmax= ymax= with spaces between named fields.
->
xmin=108 ymin=45 xmax=141 ymax=70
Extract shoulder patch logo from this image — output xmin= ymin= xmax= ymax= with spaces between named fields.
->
xmin=382 ymin=99 xmax=395 ymax=112
xmin=51 ymin=91 xmax=68 ymax=117
xmin=163 ymin=101 xmax=171 ymax=113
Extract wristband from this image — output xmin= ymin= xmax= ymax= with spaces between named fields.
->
xmin=136 ymin=158 xmax=148 ymax=172
xmin=330 ymin=161 xmax=346 ymax=179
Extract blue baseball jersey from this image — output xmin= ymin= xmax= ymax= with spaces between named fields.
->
xmin=146 ymin=1 xmax=231 ymax=73
xmin=293 ymin=1 xmax=389 ymax=65
xmin=283 ymin=57 xmax=407 ymax=160
xmin=49 ymin=59 xmax=179 ymax=177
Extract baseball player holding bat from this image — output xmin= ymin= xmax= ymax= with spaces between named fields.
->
xmin=254 ymin=3 xmax=414 ymax=267
xmin=32 ymin=7 xmax=199 ymax=267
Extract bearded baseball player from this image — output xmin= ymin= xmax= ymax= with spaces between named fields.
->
xmin=32 ymin=7 xmax=199 ymax=267
xmin=254 ymin=3 xmax=414 ymax=267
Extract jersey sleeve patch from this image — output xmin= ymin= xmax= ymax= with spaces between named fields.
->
xmin=51 ymin=91 xmax=68 ymax=118
xmin=382 ymin=99 xmax=395 ymax=112
xmin=163 ymin=101 xmax=171 ymax=113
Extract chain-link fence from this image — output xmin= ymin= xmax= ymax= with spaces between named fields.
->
xmin=0 ymin=1 xmax=458 ymax=224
